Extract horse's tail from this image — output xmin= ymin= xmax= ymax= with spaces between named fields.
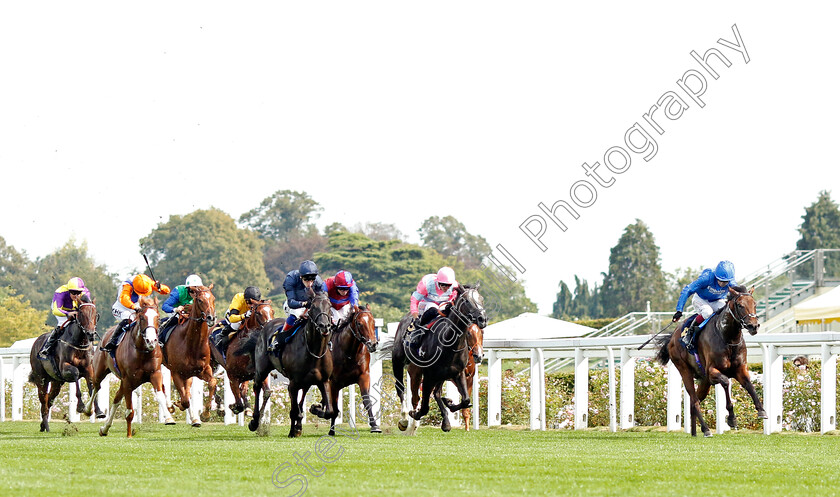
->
xmin=655 ymin=331 xmax=673 ymax=366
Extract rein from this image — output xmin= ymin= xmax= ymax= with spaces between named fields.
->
xmin=304 ymin=300 xmax=332 ymax=359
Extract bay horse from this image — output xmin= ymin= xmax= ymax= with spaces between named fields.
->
xmin=28 ymin=295 xmax=101 ymax=432
xmin=656 ymin=285 xmax=767 ymax=437
xmin=309 ymin=304 xmax=380 ymax=436
xmin=455 ymin=323 xmax=484 ymax=431
xmin=86 ymin=296 xmax=175 ymax=437
xmin=209 ymin=299 xmax=274 ymax=416
xmin=241 ymin=289 xmax=334 ymax=437
xmin=161 ymin=285 xmax=217 ymax=426
xmin=393 ymin=285 xmax=486 ymax=432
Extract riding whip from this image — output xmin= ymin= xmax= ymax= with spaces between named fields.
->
xmin=636 ymin=321 xmax=675 ymax=350
xmin=143 ymin=254 xmax=161 ymax=291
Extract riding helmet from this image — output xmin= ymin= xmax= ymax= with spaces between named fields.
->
xmin=436 ymin=267 xmax=456 ymax=285
xmin=244 ymin=286 xmax=261 ymax=301
xmin=132 ymin=274 xmax=154 ymax=296
xmin=299 ymin=260 xmax=319 ymax=277
xmin=714 ymin=260 xmax=735 ymax=282
xmin=66 ymin=277 xmax=86 ymax=292
xmin=334 ymin=270 xmax=353 ymax=288
xmin=185 ymin=274 xmax=203 ymax=287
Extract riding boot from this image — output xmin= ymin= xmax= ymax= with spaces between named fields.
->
xmin=214 ymin=326 xmax=232 ymax=353
xmin=37 ymin=326 xmax=62 ymax=360
xmin=268 ymin=319 xmax=294 ymax=354
xmin=102 ymin=319 xmax=130 ymax=352
xmin=681 ymin=323 xmax=699 ymax=350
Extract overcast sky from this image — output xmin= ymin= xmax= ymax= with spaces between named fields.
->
xmin=1 ymin=2 xmax=838 ymax=313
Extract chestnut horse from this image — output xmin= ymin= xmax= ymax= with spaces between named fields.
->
xmin=28 ymin=295 xmax=101 ymax=432
xmin=656 ymin=285 xmax=767 ymax=437
xmin=209 ymin=299 xmax=274 ymax=415
xmin=161 ymin=285 xmax=217 ymax=426
xmin=242 ymin=290 xmax=334 ymax=437
xmin=455 ymin=323 xmax=484 ymax=430
xmin=393 ymin=285 xmax=486 ymax=432
xmin=309 ymin=304 xmax=380 ymax=436
xmin=86 ymin=296 xmax=174 ymax=437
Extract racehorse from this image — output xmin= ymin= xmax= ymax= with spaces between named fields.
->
xmin=86 ymin=296 xmax=174 ymax=437
xmin=393 ymin=285 xmax=486 ymax=432
xmin=309 ymin=304 xmax=380 ymax=436
xmin=456 ymin=323 xmax=484 ymax=431
xmin=209 ymin=299 xmax=274 ymax=416
xmin=656 ymin=285 xmax=767 ymax=437
xmin=241 ymin=289 xmax=334 ymax=437
xmin=161 ymin=285 xmax=217 ymax=426
xmin=28 ymin=295 xmax=101 ymax=432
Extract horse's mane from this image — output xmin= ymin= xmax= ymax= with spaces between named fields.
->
xmin=79 ymin=293 xmax=92 ymax=304
xmin=137 ymin=296 xmax=156 ymax=307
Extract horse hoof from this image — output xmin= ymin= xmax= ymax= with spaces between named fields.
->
xmin=249 ymin=419 xmax=259 ymax=432
xmin=441 ymin=424 xmax=451 ymax=433
xmin=371 ymin=425 xmax=382 ymax=433
xmin=328 ymin=429 xmax=336 ymax=437
xmin=165 ymin=418 xmax=176 ymax=425
xmin=309 ymin=404 xmax=323 ymax=417
xmin=191 ymin=421 xmax=202 ymax=428
xmin=200 ymin=412 xmax=210 ymax=423
xmin=703 ymin=432 xmax=712 ymax=438
xmin=757 ymin=410 xmax=768 ymax=419
xmin=244 ymin=408 xmax=253 ymax=417
xmin=99 ymin=427 xmax=107 ymax=437
xmin=397 ymin=419 xmax=408 ymax=431
xmin=96 ymin=412 xmax=107 ymax=419
xmin=76 ymin=405 xmax=86 ymax=414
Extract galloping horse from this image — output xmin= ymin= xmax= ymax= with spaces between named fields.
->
xmin=393 ymin=285 xmax=486 ymax=432
xmin=454 ymin=323 xmax=484 ymax=431
xmin=29 ymin=295 xmax=101 ymax=432
xmin=309 ymin=304 xmax=380 ymax=436
xmin=86 ymin=296 xmax=174 ymax=437
xmin=242 ymin=290 xmax=334 ymax=437
xmin=209 ymin=299 xmax=274 ymax=416
xmin=656 ymin=285 xmax=767 ymax=437
xmin=161 ymin=285 xmax=217 ymax=426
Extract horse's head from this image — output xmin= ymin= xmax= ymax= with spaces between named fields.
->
xmin=466 ymin=323 xmax=484 ymax=363
xmin=728 ymin=286 xmax=760 ymax=335
xmin=75 ymin=295 xmax=99 ymax=342
xmin=189 ymin=285 xmax=217 ymax=328
xmin=135 ymin=296 xmax=160 ymax=352
xmin=454 ymin=284 xmax=487 ymax=329
xmin=309 ymin=292 xmax=333 ymax=337
xmin=248 ymin=299 xmax=274 ymax=329
xmin=349 ymin=304 xmax=378 ymax=353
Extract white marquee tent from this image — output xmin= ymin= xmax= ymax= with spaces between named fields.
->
xmin=794 ymin=285 xmax=840 ymax=325
xmin=484 ymin=312 xmax=595 ymax=341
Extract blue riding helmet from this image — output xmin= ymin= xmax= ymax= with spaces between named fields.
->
xmin=299 ymin=260 xmax=319 ymax=277
xmin=714 ymin=260 xmax=735 ymax=282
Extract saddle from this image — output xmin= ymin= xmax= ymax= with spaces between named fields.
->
xmin=268 ymin=319 xmax=306 ymax=355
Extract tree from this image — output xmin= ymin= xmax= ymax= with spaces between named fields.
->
xmin=552 ymin=281 xmax=573 ymax=319
xmin=0 ymin=288 xmax=50 ymax=346
xmin=352 ymin=222 xmax=405 ymax=241
xmin=263 ymin=232 xmax=327 ymax=291
xmin=418 ymin=216 xmax=491 ymax=269
xmin=28 ymin=239 xmax=119 ymax=326
xmin=796 ymin=190 xmax=840 ymax=275
xmin=0 ymin=236 xmax=36 ymax=305
xmin=664 ymin=266 xmax=702 ymax=310
xmin=140 ymin=208 xmax=271 ymax=306
xmin=600 ymin=220 xmax=669 ymax=316
xmin=238 ymin=190 xmax=322 ymax=243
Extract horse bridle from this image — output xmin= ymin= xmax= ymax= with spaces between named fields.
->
xmin=347 ymin=311 xmax=376 ymax=349
xmin=249 ymin=301 xmax=272 ymax=328
xmin=304 ymin=298 xmax=333 ymax=359
xmin=726 ymin=293 xmax=757 ymax=330
xmin=186 ymin=292 xmax=216 ymax=327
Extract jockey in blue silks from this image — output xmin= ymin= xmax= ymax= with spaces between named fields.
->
xmin=268 ymin=260 xmax=327 ymax=353
xmin=672 ymin=260 xmax=738 ymax=349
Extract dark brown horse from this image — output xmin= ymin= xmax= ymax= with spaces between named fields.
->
xmin=86 ymin=296 xmax=174 ymax=437
xmin=242 ymin=290 xmax=334 ymax=437
xmin=161 ymin=285 xmax=217 ymax=426
xmin=393 ymin=286 xmax=486 ymax=432
xmin=656 ymin=285 xmax=767 ymax=437
xmin=28 ymin=295 xmax=101 ymax=432
xmin=309 ymin=304 xmax=380 ymax=436
xmin=209 ymin=299 xmax=274 ymax=416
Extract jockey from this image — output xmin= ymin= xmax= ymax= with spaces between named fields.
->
xmin=37 ymin=277 xmax=91 ymax=360
xmin=408 ymin=267 xmax=459 ymax=342
xmin=325 ymin=270 xmax=359 ymax=329
xmin=672 ymin=260 xmax=738 ymax=349
xmin=268 ymin=260 xmax=326 ymax=353
xmin=211 ymin=286 xmax=262 ymax=354
xmin=102 ymin=274 xmax=170 ymax=352
xmin=159 ymin=274 xmax=203 ymax=338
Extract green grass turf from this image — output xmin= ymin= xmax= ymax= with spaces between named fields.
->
xmin=1 ymin=421 xmax=838 ymax=496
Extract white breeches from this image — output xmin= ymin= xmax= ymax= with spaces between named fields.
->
xmin=693 ymin=294 xmax=726 ymax=320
